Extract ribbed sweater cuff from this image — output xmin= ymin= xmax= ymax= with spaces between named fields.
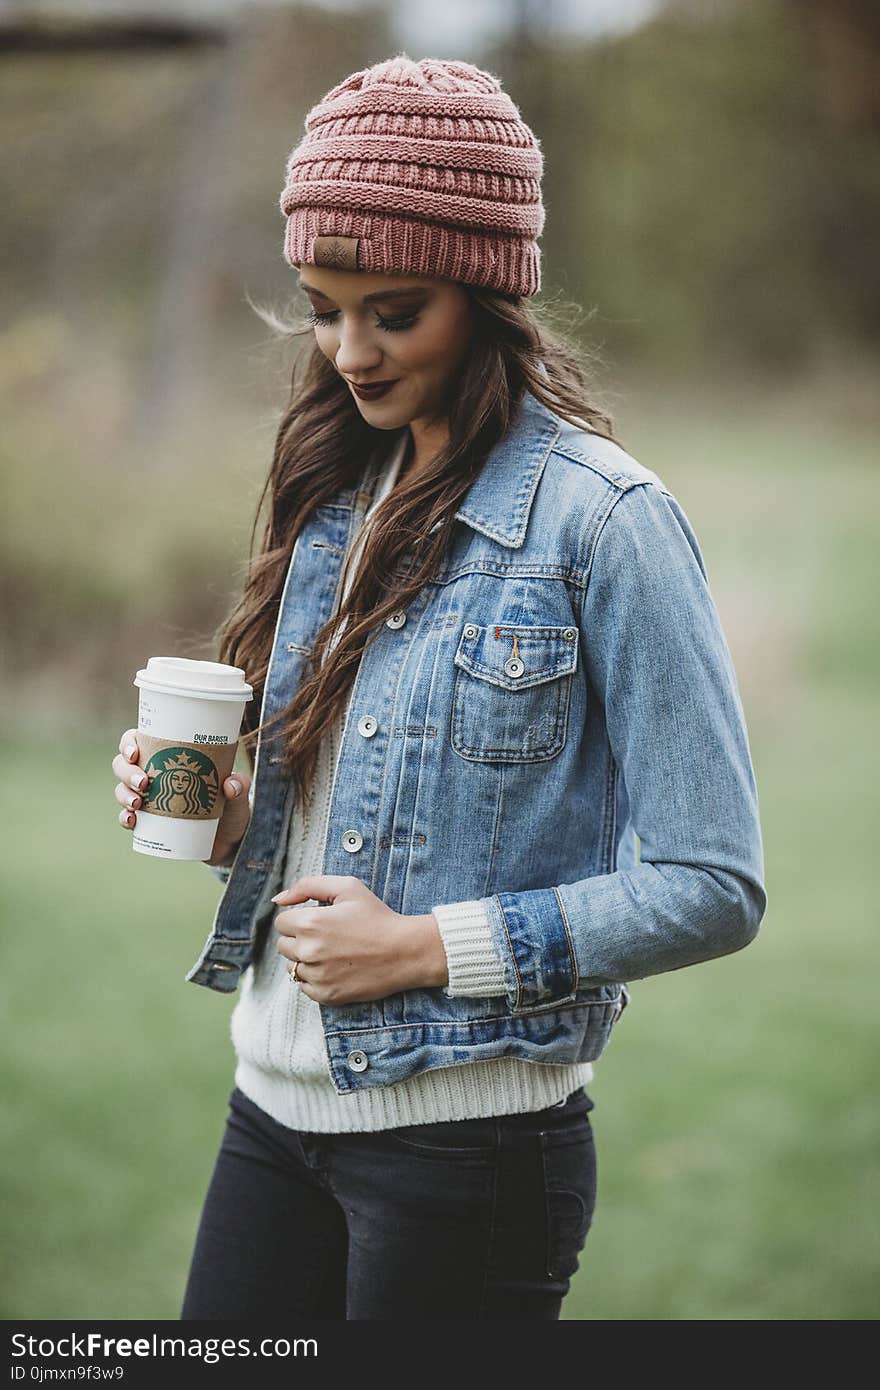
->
xmin=431 ymin=900 xmax=510 ymax=997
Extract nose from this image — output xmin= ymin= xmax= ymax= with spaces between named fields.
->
xmin=334 ymin=315 xmax=384 ymax=379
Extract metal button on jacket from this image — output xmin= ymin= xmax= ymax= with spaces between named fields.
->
xmin=347 ymin=1049 xmax=369 ymax=1072
xmin=357 ymin=715 xmax=378 ymax=738
xmin=342 ymin=829 xmax=363 ymax=853
xmin=504 ymin=656 xmax=525 ymax=678
xmin=463 ymin=623 xmax=478 ymax=639
xmin=386 ymin=611 xmax=407 ymax=629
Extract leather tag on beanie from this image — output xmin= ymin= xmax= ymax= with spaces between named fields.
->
xmin=312 ymin=235 xmax=360 ymax=270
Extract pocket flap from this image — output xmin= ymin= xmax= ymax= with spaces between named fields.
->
xmin=454 ymin=622 xmax=579 ymax=692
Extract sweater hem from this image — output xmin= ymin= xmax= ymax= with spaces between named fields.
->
xmin=232 ymin=1054 xmax=594 ymax=1134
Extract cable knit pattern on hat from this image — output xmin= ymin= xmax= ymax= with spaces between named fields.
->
xmin=279 ymin=54 xmax=545 ymax=295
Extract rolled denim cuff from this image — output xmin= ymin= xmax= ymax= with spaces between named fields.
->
xmin=431 ymin=901 xmax=510 ymax=997
xmin=479 ymin=887 xmax=578 ymax=1011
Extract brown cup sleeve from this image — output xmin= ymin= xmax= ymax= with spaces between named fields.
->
xmin=133 ymin=731 xmax=239 ymax=821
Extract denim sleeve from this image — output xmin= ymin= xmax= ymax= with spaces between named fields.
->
xmin=478 ymin=480 xmax=767 ymax=1010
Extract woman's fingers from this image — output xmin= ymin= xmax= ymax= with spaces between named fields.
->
xmin=111 ymin=749 xmax=149 ymax=795
xmin=112 ymin=728 xmax=147 ymax=830
xmin=114 ymin=781 xmax=142 ymax=812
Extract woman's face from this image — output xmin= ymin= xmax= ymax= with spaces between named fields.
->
xmin=297 ymin=266 xmax=475 ymax=432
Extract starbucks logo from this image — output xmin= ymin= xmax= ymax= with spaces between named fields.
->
xmin=141 ymin=746 xmax=220 ymax=817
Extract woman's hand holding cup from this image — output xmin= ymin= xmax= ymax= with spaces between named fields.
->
xmin=111 ymin=728 xmax=252 ymax=868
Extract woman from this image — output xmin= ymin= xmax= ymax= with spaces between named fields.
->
xmin=112 ymin=55 xmax=766 ymax=1320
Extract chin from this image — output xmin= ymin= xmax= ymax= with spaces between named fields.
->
xmin=357 ymin=403 xmax=411 ymax=429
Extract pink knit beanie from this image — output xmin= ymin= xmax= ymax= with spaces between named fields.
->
xmin=279 ymin=54 xmax=545 ymax=296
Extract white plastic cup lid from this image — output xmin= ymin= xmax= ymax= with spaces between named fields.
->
xmin=133 ymin=657 xmax=254 ymax=702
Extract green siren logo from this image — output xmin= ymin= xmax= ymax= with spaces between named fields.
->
xmin=141 ymin=746 xmax=219 ymax=817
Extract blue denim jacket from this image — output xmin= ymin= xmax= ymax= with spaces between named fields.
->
xmin=187 ymin=389 xmax=766 ymax=1093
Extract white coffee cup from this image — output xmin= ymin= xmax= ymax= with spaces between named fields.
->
xmin=131 ymin=657 xmax=254 ymax=861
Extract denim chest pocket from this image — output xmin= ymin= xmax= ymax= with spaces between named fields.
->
xmin=450 ymin=621 xmax=579 ymax=763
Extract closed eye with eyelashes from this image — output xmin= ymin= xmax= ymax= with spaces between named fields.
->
xmin=306 ymin=307 xmax=420 ymax=332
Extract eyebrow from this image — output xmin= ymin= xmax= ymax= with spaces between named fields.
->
xmin=298 ymin=279 xmax=430 ymax=305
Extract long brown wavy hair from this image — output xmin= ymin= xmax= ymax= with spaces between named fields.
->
xmin=215 ymin=284 xmax=624 ymax=804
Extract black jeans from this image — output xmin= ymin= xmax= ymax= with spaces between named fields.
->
xmin=180 ymin=1083 xmax=598 ymax=1321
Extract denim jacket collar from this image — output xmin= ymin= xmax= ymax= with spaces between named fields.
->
xmin=453 ymin=390 xmax=562 ymax=549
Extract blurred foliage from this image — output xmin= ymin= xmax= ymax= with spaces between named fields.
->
xmin=490 ymin=0 xmax=880 ymax=369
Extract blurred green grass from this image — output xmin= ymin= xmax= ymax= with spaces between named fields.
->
xmin=1 ymin=384 xmax=878 ymax=1320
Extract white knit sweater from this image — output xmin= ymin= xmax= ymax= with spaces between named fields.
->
xmin=228 ymin=432 xmax=594 ymax=1131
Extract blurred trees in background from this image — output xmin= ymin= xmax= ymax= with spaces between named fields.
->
xmin=1 ymin=0 xmax=877 ymax=728
xmin=494 ymin=0 xmax=880 ymax=369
